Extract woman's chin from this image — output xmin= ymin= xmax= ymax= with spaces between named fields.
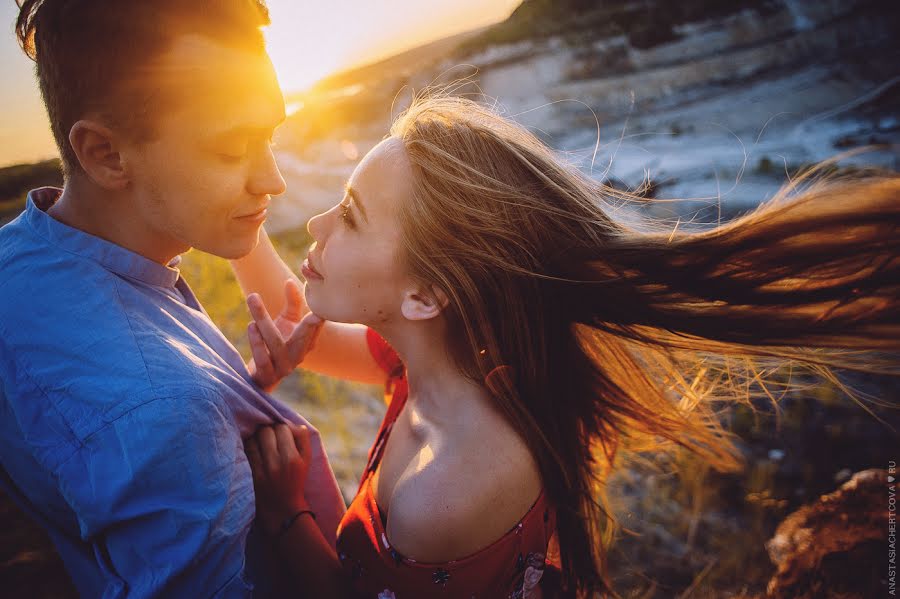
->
xmin=304 ymin=288 xmax=379 ymax=326
xmin=302 ymin=283 xmax=318 ymax=307
xmin=303 ymin=291 xmax=322 ymax=317
xmin=303 ymin=295 xmax=348 ymax=325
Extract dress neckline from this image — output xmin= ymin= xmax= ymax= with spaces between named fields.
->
xmin=363 ymin=468 xmax=548 ymax=569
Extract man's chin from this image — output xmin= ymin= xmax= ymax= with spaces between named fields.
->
xmin=195 ymin=233 xmax=260 ymax=260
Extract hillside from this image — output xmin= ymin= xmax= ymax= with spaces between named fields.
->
xmin=300 ymin=27 xmax=488 ymax=96
xmin=267 ymin=0 xmax=898 ymax=233
xmin=456 ymin=0 xmax=779 ymax=53
xmin=0 ymin=159 xmax=62 ymax=224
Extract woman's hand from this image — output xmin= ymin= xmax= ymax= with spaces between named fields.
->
xmin=246 ymin=278 xmax=325 ymax=392
xmin=245 ymin=423 xmax=313 ymax=537
xmin=246 ymin=424 xmax=349 ymax=596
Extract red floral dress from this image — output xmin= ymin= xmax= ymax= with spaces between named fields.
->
xmin=334 ymin=328 xmax=561 ymax=598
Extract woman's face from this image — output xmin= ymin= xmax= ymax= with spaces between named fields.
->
xmin=303 ymin=137 xmax=415 ymax=325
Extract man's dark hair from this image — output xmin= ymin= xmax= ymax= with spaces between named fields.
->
xmin=15 ymin=0 xmax=271 ymax=176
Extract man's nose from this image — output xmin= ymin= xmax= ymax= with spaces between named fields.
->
xmin=247 ymin=145 xmax=287 ymax=197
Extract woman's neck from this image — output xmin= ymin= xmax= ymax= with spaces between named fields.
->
xmin=377 ymin=322 xmax=491 ymax=425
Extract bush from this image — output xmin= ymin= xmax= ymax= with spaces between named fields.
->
xmin=0 ymin=159 xmax=63 ymax=222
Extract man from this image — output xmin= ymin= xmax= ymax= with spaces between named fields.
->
xmin=0 ymin=1 xmax=344 ymax=596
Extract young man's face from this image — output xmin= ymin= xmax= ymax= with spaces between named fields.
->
xmin=122 ymin=34 xmax=287 ymax=260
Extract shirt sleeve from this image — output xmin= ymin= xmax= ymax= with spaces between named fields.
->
xmin=56 ymin=391 xmax=255 ymax=598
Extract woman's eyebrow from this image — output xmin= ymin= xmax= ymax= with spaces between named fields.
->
xmin=345 ymin=184 xmax=369 ymax=223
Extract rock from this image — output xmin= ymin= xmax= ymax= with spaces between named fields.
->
xmin=833 ymin=467 xmax=852 ymax=484
xmin=767 ymin=448 xmax=785 ymax=462
xmin=760 ymin=468 xmax=890 ymax=598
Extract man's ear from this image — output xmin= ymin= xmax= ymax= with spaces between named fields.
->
xmin=68 ymin=120 xmax=129 ymax=190
xmin=400 ymin=284 xmax=450 ymax=321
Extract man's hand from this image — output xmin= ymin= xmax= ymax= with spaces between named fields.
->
xmin=244 ymin=423 xmax=312 ymax=536
xmin=246 ymin=278 xmax=325 ymax=392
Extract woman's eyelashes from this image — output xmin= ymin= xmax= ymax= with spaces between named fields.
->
xmin=339 ymin=202 xmax=356 ymax=228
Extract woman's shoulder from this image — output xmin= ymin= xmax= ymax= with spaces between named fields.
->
xmin=385 ymin=417 xmax=544 ymax=563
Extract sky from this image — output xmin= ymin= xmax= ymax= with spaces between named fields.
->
xmin=0 ymin=0 xmax=520 ymax=167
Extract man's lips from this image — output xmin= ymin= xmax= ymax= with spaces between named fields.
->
xmin=235 ymin=205 xmax=269 ymax=221
xmin=302 ymin=255 xmax=324 ymax=280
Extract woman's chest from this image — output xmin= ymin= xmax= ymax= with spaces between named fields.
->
xmin=370 ymin=405 xmax=442 ymax=516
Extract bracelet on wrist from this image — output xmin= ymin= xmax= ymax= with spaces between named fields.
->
xmin=275 ymin=509 xmax=316 ymax=539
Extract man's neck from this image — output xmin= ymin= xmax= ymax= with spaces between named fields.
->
xmin=48 ymin=182 xmax=187 ymax=265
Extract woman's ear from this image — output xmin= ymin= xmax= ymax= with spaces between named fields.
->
xmin=400 ymin=285 xmax=449 ymax=321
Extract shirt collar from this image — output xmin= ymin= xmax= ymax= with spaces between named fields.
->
xmin=24 ymin=187 xmax=182 ymax=288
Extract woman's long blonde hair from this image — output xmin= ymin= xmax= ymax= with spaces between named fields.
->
xmin=389 ymin=93 xmax=898 ymax=597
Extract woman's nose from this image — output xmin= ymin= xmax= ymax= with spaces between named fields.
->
xmin=308 ymin=201 xmax=343 ymax=243
xmin=307 ymin=211 xmax=324 ymax=241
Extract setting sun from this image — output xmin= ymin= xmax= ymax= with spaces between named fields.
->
xmin=263 ymin=0 xmax=519 ymax=92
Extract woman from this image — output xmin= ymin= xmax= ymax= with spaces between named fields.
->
xmin=232 ymin=94 xmax=899 ymax=598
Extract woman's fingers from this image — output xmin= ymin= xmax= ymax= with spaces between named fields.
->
xmin=247 ymin=322 xmax=276 ymax=387
xmin=246 ymin=292 xmax=269 ymax=322
xmin=256 ymin=426 xmax=279 ymax=474
xmin=306 ymin=313 xmax=324 ymax=354
xmin=281 ymin=278 xmax=304 ymax=322
xmin=244 ymin=437 xmax=263 ymax=484
xmin=286 ymin=312 xmax=325 ymax=365
xmin=244 ymin=286 xmax=319 ymax=390
xmin=291 ymin=424 xmax=311 ymax=461
xmin=273 ymin=424 xmax=298 ymax=466
xmin=247 ymin=294 xmax=291 ymax=374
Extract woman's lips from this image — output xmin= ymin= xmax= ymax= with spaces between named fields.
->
xmin=302 ymin=257 xmax=324 ymax=280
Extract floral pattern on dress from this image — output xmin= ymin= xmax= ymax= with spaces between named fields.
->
xmin=509 ymin=552 xmax=546 ymax=599
xmin=522 ymin=552 xmax=546 ymax=599
xmin=432 ymin=568 xmax=451 ymax=586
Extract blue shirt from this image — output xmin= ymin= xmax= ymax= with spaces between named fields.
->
xmin=0 ymin=188 xmax=345 ymax=598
